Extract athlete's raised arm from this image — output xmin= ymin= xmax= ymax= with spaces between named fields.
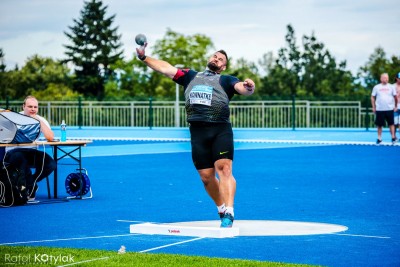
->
xmin=136 ymin=43 xmax=177 ymax=79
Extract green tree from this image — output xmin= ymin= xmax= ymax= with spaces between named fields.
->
xmin=0 ymin=48 xmax=11 ymax=100
xmin=300 ymin=33 xmax=354 ymax=97
xmin=227 ymin=57 xmax=261 ymax=100
xmin=148 ymin=29 xmax=214 ymax=98
xmin=357 ymin=47 xmax=400 ymax=90
xmin=29 ymin=83 xmax=81 ymax=101
xmin=258 ymin=51 xmax=275 ymax=77
xmin=0 ymin=48 xmax=5 ymax=72
xmin=64 ymin=0 xmax=123 ymax=100
xmin=260 ymin=25 xmax=355 ymax=99
xmin=7 ymin=55 xmax=76 ymax=100
xmin=260 ymin=25 xmax=302 ymax=97
xmin=152 ymin=28 xmax=214 ymax=71
xmin=0 ymin=71 xmax=21 ymax=101
xmin=103 ymin=57 xmax=149 ymax=100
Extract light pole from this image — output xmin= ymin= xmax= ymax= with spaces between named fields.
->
xmin=174 ymin=64 xmax=184 ymax=127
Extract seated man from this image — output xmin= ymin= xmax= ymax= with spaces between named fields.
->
xmin=5 ymin=96 xmax=56 ymax=200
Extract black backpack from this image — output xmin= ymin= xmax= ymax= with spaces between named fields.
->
xmin=0 ymin=163 xmax=28 ymax=207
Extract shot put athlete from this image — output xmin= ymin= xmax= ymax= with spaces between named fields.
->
xmin=136 ymin=41 xmax=255 ymax=228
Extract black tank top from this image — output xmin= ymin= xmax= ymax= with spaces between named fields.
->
xmin=174 ymin=69 xmax=239 ymax=123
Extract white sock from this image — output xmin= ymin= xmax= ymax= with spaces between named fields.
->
xmin=225 ymin=206 xmax=234 ymax=216
xmin=217 ymin=203 xmax=226 ymax=214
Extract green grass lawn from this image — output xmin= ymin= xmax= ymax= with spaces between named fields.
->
xmin=0 ymin=246 xmax=320 ymax=267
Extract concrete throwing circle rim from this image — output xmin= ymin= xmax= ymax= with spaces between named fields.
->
xmin=166 ymin=220 xmax=348 ymax=236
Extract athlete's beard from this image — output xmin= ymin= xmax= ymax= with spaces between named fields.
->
xmin=207 ymin=61 xmax=221 ymax=73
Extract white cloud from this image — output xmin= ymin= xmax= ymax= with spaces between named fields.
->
xmin=2 ymin=31 xmax=68 ymax=67
xmin=0 ymin=0 xmax=398 ymax=74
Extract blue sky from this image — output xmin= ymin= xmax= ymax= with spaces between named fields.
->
xmin=0 ymin=0 xmax=398 ymax=74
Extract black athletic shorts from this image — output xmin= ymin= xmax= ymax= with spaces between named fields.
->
xmin=189 ymin=122 xmax=234 ymax=170
xmin=375 ymin=110 xmax=394 ymax=127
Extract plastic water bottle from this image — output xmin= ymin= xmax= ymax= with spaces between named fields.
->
xmin=61 ymin=120 xmax=67 ymax=142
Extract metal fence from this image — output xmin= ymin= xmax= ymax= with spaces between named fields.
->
xmin=0 ymin=100 xmax=375 ymax=129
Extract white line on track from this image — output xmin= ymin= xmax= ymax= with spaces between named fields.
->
xmin=139 ymin=237 xmax=205 ymax=253
xmin=57 ymin=256 xmax=110 ymax=267
xmin=332 ymin=233 xmax=391 ymax=239
xmin=71 ymin=136 xmax=395 ymax=146
xmin=117 ymin=220 xmax=150 ymax=223
xmin=0 ymin=234 xmax=138 ymax=246
xmin=116 ymin=220 xmax=159 ymax=224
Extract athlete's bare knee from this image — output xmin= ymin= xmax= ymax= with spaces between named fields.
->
xmin=198 ymin=169 xmax=215 ymax=185
xmin=215 ymin=160 xmax=232 ymax=178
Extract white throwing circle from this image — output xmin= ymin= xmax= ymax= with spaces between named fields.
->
xmin=167 ymin=220 xmax=348 ymax=236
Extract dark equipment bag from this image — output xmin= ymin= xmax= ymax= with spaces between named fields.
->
xmin=0 ymin=163 xmax=28 ymax=207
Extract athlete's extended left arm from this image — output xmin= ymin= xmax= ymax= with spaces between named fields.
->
xmin=234 ymin=78 xmax=255 ymax=96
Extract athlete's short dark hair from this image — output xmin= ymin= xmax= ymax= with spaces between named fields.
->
xmin=217 ymin=50 xmax=229 ymax=68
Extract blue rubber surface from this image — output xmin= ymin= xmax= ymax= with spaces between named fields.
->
xmin=1 ymin=128 xmax=399 ymax=267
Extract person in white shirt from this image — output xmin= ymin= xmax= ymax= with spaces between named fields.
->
xmin=5 ymin=96 xmax=56 ymax=200
xmin=393 ymin=72 xmax=400 ymax=135
xmin=371 ymin=73 xmax=398 ymax=144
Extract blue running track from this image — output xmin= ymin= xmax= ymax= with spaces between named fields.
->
xmin=1 ymin=128 xmax=399 ymax=267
